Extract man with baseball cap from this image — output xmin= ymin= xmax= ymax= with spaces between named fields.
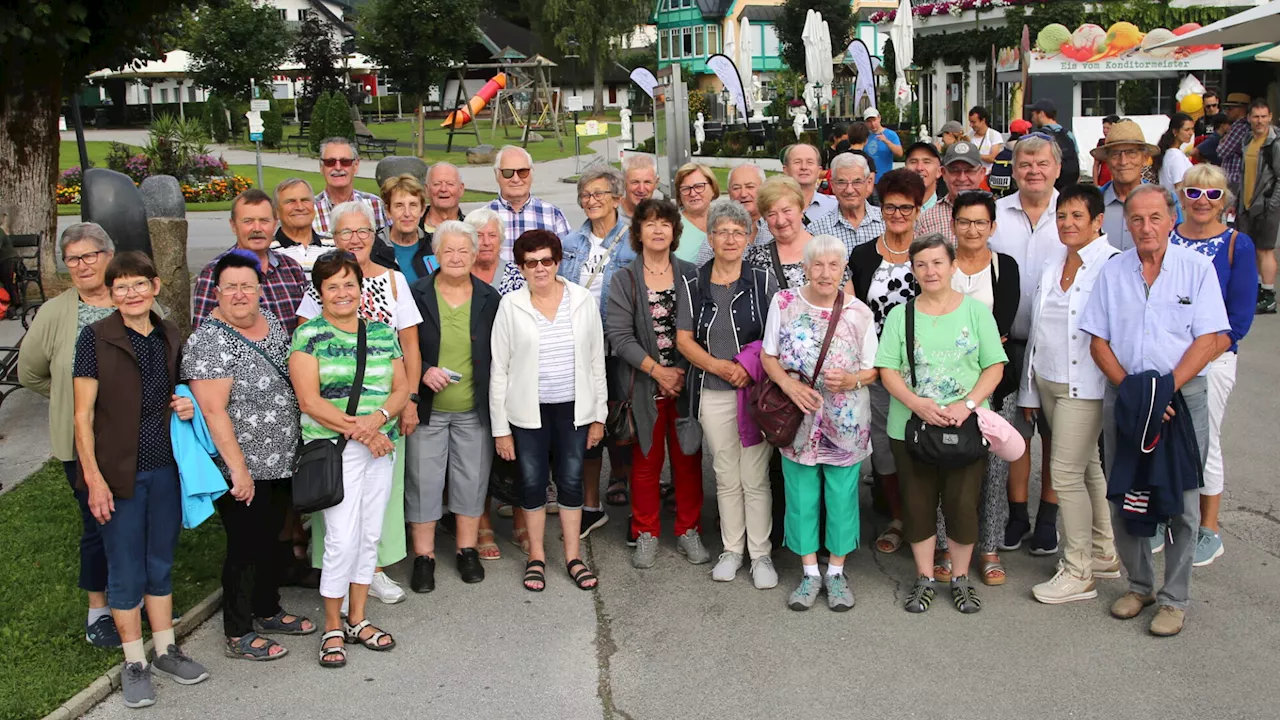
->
xmin=989 ymin=119 xmax=1032 ymax=198
xmin=863 ymin=107 xmax=903 ymax=182
xmin=904 ymin=141 xmax=946 ymax=211
xmin=1026 ymin=99 xmax=1081 ymax=188
xmin=1092 ymin=119 xmax=1160 ymax=251
xmin=1215 ymin=92 xmax=1253 ymax=194
xmin=915 ymin=141 xmax=987 ymax=243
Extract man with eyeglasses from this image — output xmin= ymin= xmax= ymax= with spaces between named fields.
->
xmin=726 ymin=163 xmax=773 ymax=246
xmin=782 ymin=143 xmax=837 ymax=223
xmin=312 ymin=137 xmax=389 ymax=238
xmin=621 ymin=154 xmax=658 ymax=219
xmin=1093 ymin=120 xmax=1161 ymax=252
xmin=487 ymin=145 xmax=571 ymax=262
xmin=915 ymin=141 xmax=988 ymax=244
xmin=810 ymin=152 xmax=883 ymax=252
xmin=193 ymin=189 xmax=308 ymax=332
xmin=270 ymin=178 xmax=328 ymax=276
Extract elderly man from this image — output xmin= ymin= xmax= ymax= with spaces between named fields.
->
xmin=270 ymin=177 xmax=329 ymax=274
xmin=988 ymin=134 xmax=1063 ymax=552
xmin=424 ymin=161 xmax=466 ymax=231
xmin=621 ymin=154 xmax=658 ymax=218
xmin=1093 ymin=120 xmax=1160 ymax=252
xmin=904 ymin=141 xmax=945 ymax=211
xmin=727 ymin=162 xmax=773 ymax=246
xmin=1235 ymin=99 xmax=1280 ymax=314
xmin=915 ymin=141 xmax=987 ymax=243
xmin=487 ymin=144 xmax=570 ymax=261
xmin=782 ymin=142 xmax=836 ymax=223
xmin=312 ymin=137 xmax=387 ymax=237
xmin=1081 ymin=185 xmax=1229 ymax=637
xmin=192 ymin=189 xmax=308 ymax=332
xmin=811 ymin=153 xmax=883 ymax=252
xmin=863 ymin=107 xmax=903 ymax=181
xmin=1215 ymin=92 xmax=1253 ymax=194
xmin=1026 ymin=99 xmax=1080 ymax=188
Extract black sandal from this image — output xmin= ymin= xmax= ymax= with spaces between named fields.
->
xmin=567 ymin=559 xmax=598 ymax=590
xmin=605 ymin=479 xmax=629 ymax=506
xmin=523 ymin=560 xmax=546 ymax=592
xmin=225 ymin=631 xmax=287 ymax=661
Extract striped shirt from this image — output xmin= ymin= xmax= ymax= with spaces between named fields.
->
xmin=488 ymin=195 xmax=571 ymax=263
xmin=312 ymin=189 xmax=389 ymax=238
xmin=535 ymin=289 xmax=576 ymax=404
xmin=810 ymin=204 xmax=885 ymax=252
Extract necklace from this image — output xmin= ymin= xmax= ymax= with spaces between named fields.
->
xmin=643 ymin=259 xmax=671 ymax=274
xmin=880 ymin=236 xmax=909 ymax=256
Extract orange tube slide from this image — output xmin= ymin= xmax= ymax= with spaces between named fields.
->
xmin=442 ymin=73 xmax=507 ymax=128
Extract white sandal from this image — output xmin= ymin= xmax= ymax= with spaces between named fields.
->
xmin=318 ymin=630 xmax=347 ymax=668
xmin=343 ymin=618 xmax=396 ymax=651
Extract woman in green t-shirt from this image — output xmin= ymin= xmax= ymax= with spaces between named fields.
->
xmin=874 ymin=233 xmax=1007 ymax=615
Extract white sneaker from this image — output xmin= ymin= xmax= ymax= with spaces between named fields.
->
xmin=711 ymin=551 xmax=743 ymax=582
xmin=369 ymin=571 xmax=407 ymax=604
xmin=1032 ymin=566 xmax=1097 ymax=605
xmin=751 ymin=556 xmax=779 ymax=589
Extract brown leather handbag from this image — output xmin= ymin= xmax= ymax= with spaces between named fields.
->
xmin=749 ymin=290 xmax=844 ymax=448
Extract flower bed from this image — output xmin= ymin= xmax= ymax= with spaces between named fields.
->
xmin=181 ymin=175 xmax=253 ymax=203
xmin=55 ymin=160 xmax=252 ymax=206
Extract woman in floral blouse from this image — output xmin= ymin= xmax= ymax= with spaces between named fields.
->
xmin=761 ymin=234 xmax=879 ymax=612
xmin=605 ymin=199 xmax=708 ymax=570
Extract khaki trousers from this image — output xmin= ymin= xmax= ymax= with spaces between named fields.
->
xmin=700 ymin=390 xmax=774 ymax=559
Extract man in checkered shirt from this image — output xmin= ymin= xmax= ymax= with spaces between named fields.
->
xmin=1215 ymin=92 xmax=1253 ymax=195
xmin=487 ymin=145 xmax=570 ymax=261
xmin=311 ymin=137 xmax=389 ymax=238
xmin=810 ymin=152 xmax=884 ymax=254
xmin=915 ymin=141 xmax=988 ymax=244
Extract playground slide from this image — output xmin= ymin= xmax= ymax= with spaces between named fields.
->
xmin=441 ymin=73 xmax=507 ymax=128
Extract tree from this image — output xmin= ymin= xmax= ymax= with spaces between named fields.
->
xmin=324 ymin=93 xmax=355 ymax=142
xmin=541 ymin=0 xmax=650 ymax=114
xmin=777 ymin=0 xmax=856 ymax=77
xmin=187 ymin=0 xmax=292 ymax=101
xmin=0 ymin=0 xmax=210 ymax=290
xmin=308 ymin=92 xmax=334 ymax=153
xmin=291 ymin=15 xmax=344 ymax=118
xmin=358 ymin=0 xmax=481 ymax=157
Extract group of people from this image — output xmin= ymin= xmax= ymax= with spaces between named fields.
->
xmin=18 ymin=105 xmax=1270 ymax=707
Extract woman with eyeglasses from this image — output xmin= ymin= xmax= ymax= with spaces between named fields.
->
xmin=1169 ymin=164 xmax=1257 ymax=567
xmin=297 ymin=201 xmax=423 ymax=607
xmin=848 ymin=169 xmax=922 ymax=559
xmin=743 ymin=176 xmax=825 ymax=291
xmin=1155 ymin=113 xmax=1195 ymax=195
xmin=671 ymin=162 xmax=720 ymax=265
xmin=181 ymin=249 xmax=311 ymax=660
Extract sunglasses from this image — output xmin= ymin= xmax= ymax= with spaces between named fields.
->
xmin=322 ymin=158 xmax=355 ymax=168
xmin=500 ymin=168 xmax=531 ymax=179
xmin=316 ymin=250 xmax=357 ymax=262
xmin=521 ymin=257 xmax=556 ymax=269
xmin=1183 ymin=187 xmax=1224 ymax=201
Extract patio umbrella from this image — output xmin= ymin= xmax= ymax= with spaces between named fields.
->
xmin=890 ymin=0 xmax=914 ymax=111
xmin=723 ymin=21 xmax=736 ymax=73
xmin=801 ymin=10 xmax=823 ymax=113
xmin=1149 ymin=0 xmax=1280 ymax=47
xmin=818 ymin=18 xmax=834 ymax=109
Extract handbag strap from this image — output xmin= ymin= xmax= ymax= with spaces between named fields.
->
xmin=347 ymin=319 xmax=368 ymax=417
xmin=807 ymin=289 xmax=845 ymax=389
xmin=906 ymin=298 xmax=918 ymax=388
xmin=769 ymin=242 xmax=789 ymax=289
xmin=205 ymin=317 xmax=290 ymax=385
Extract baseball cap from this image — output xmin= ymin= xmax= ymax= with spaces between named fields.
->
xmin=1224 ymin=92 xmax=1251 ymax=107
xmin=942 ymin=140 xmax=983 ymax=168
xmin=862 ymin=107 xmax=881 ymax=120
xmin=1025 ymin=99 xmax=1057 ymax=115
xmin=905 ymin=141 xmax=941 ymax=160
xmin=940 ymin=121 xmax=966 ymax=135
xmin=1009 ymin=118 xmax=1033 ymax=134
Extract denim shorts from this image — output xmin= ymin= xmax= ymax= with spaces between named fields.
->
xmin=96 ymin=465 xmax=183 ymax=610
xmin=511 ymin=402 xmax=588 ymax=511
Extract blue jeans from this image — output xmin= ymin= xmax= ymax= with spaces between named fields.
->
xmin=511 ymin=403 xmax=587 ymax=511
xmin=96 ymin=465 xmax=183 ymax=611
xmin=64 ymin=460 xmax=109 ymax=594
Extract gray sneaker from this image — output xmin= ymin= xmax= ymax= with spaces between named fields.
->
xmin=632 ymin=532 xmax=659 ymax=569
xmin=787 ymin=575 xmax=822 ymax=611
xmin=825 ymin=572 xmax=855 ymax=612
xmin=751 ymin=556 xmax=779 ymax=589
xmin=150 ymin=645 xmax=210 ymax=685
xmin=676 ymin=529 xmax=710 ymax=565
xmin=711 ymin=551 xmax=743 ymax=581
xmin=121 ymin=662 xmax=155 ymax=709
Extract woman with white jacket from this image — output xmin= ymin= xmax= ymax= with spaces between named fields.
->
xmin=1018 ymin=184 xmax=1121 ymax=606
xmin=491 ymin=229 xmax=607 ymax=593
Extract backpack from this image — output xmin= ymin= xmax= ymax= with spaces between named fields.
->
xmin=988 ymin=147 xmax=1016 ymax=198
xmin=1046 ymin=125 xmax=1081 ymax=189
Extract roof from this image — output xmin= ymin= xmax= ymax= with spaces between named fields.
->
xmin=309 ymin=0 xmax=354 ymax=36
xmin=739 ymin=5 xmax=783 ymax=22
xmin=697 ymin=0 xmax=731 ymax=18
xmin=471 ymin=15 xmax=631 ymax=83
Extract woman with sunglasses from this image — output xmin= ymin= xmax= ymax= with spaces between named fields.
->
xmin=297 ymin=202 xmax=423 ymax=607
xmin=1170 ymin=164 xmax=1257 ymax=567
xmin=671 ymin=162 xmax=720 ymax=265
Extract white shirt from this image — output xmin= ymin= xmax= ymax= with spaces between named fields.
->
xmin=969 ymin=127 xmax=1005 ymax=171
xmin=1033 ymin=284 xmax=1072 ymax=383
xmin=988 ymin=190 xmax=1060 ymax=340
xmin=535 ymin=289 xmax=576 ymax=404
xmin=806 ymin=192 xmax=838 ymax=224
xmin=577 ymin=233 xmax=611 ymax=307
xmin=296 ymin=268 xmax=422 ymax=331
xmin=1159 ymin=148 xmax=1194 ymax=194
xmin=952 ymin=262 xmax=995 ymax=312
xmin=270 ymin=240 xmax=330 ymax=277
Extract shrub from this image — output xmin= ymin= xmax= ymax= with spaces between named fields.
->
xmin=60 ymin=166 xmax=85 ymax=187
xmin=262 ymin=103 xmax=284 ymax=149
xmin=325 ymin=92 xmax=354 ymax=141
xmin=308 ymin=91 xmax=333 ymax=153
xmin=203 ymin=95 xmax=231 ymax=143
xmin=105 ymin=142 xmax=134 ymax=173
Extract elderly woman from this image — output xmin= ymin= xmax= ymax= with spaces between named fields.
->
xmin=18 ymin=223 xmax=121 ymax=646
xmin=606 ymin=198 xmax=707 ymax=569
xmin=761 ymin=234 xmax=879 ymax=612
xmin=72 ymin=252 xmax=208 ymax=707
xmin=466 ymin=207 xmax=525 ymax=296
xmin=181 ymin=249 xmax=311 ymax=659
xmin=672 ymin=162 xmax=720 ymax=264
xmin=1170 ymin=163 xmax=1257 ymax=567
xmin=375 ymin=173 xmax=438 ymax=283
xmin=1020 ymin=183 xmax=1122 ymax=605
xmin=743 ymin=176 xmax=819 ymax=289
xmin=491 ymin=229 xmax=607 ymax=592
xmin=875 ymin=234 xmax=1007 ymax=614
xmin=291 ymin=251 xmax=408 ymax=668
xmin=298 ymin=201 xmax=423 ymax=605
xmin=404 ymin=221 xmax=501 ymax=591
xmin=848 ymin=169 xmax=923 ymax=556
xmin=676 ymin=198 xmax=779 ymax=588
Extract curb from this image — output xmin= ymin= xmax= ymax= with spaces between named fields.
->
xmin=42 ymin=589 xmax=223 ymax=720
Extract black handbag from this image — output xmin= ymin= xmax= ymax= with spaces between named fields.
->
xmin=903 ymin=299 xmax=989 ymax=468
xmin=292 ymin=320 xmax=367 ymax=513
xmin=605 ymin=268 xmax=640 ymax=445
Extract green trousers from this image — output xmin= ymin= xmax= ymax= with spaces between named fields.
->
xmin=312 ymin=436 xmax=407 ymax=569
xmin=782 ymin=457 xmax=862 ymax=557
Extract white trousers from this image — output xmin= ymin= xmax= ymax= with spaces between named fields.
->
xmin=320 ymin=441 xmax=395 ymax=599
xmin=1203 ymin=352 xmax=1237 ymax=496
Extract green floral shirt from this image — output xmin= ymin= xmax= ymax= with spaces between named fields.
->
xmin=290 ymin=316 xmax=403 ymax=443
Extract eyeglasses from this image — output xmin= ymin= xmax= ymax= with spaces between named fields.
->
xmin=714 ymin=229 xmax=749 ymax=241
xmin=679 ymin=182 xmax=710 ymax=196
xmin=110 ymin=280 xmax=153 ymax=298
xmin=1183 ymin=187 xmax=1225 ymax=201
xmin=955 ymin=219 xmax=992 ymax=231
xmin=321 ymin=158 xmax=356 ymax=168
xmin=64 ymin=250 xmax=105 ymax=268
xmin=217 ymin=282 xmax=260 ymax=296
xmin=833 ymin=179 xmax=868 ymax=190
xmin=499 ymin=168 xmax=531 ymax=179
xmin=1024 ymin=132 xmax=1055 ymax=142
xmin=579 ymin=190 xmax=612 ymax=203
xmin=521 ymin=257 xmax=556 ymax=269
xmin=335 ymin=228 xmax=374 ymax=241
xmin=882 ymin=203 xmax=917 ymax=217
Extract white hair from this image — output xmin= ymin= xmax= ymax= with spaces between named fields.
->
xmin=829 ymin=153 xmax=871 ymax=177
xmin=464 ymin=207 xmax=505 ymax=238
xmin=319 ymin=136 xmax=358 ymax=160
xmin=330 ymin=200 xmax=376 ymax=232
xmin=59 ymin=222 xmax=116 ymax=257
xmin=1013 ymin=135 xmax=1062 ymax=165
xmin=432 ymin=219 xmax=478 ymax=255
xmin=803 ymin=234 xmax=849 ymax=267
xmin=622 ymin=154 xmax=656 ymax=174
xmin=493 ymin=145 xmax=533 ymax=171
xmin=428 ymin=161 xmax=461 ymax=182
xmin=729 ymin=162 xmax=767 ymax=185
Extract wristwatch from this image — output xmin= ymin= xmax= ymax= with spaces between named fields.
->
xmin=376 ymin=407 xmax=391 ymax=422
xmin=964 ymin=398 xmax=977 ymax=412
xmin=408 ymin=393 xmax=421 ymax=405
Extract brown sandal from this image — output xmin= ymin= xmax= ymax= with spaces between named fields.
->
xmin=477 ymin=529 xmax=502 ymax=561
xmin=933 ymin=551 xmax=953 ymax=583
xmin=980 ymin=553 xmax=1007 ymax=586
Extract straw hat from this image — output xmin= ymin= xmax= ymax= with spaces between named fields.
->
xmin=1089 ymin=120 xmax=1159 ymax=161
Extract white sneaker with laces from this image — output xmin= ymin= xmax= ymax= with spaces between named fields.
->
xmin=1032 ymin=566 xmax=1097 ymax=605
xmin=711 ymin=551 xmax=743 ymax=582
xmin=369 ymin=571 xmax=407 ymax=604
xmin=751 ymin=556 xmax=779 ymax=589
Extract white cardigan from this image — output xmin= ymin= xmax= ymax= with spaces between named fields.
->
xmin=490 ymin=279 xmax=608 ymax=435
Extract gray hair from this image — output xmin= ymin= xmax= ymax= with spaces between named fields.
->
xmin=432 ymin=219 xmax=478 ymax=255
xmin=330 ymin=200 xmax=376 ymax=232
xmin=622 ymin=154 xmax=656 ymax=174
xmin=908 ymin=232 xmax=956 ymax=262
xmin=803 ymin=234 xmax=849 ymax=267
xmin=428 ymin=161 xmax=461 ymax=183
xmin=273 ymin=177 xmax=314 ymax=207
xmin=59 ymin=222 xmax=115 ymax=257
xmin=494 ymin=145 xmax=533 ymax=171
xmin=1013 ymin=135 xmax=1062 ymax=165
xmin=706 ymin=197 xmax=752 ymax=234
xmin=1124 ymin=183 xmax=1177 ymax=217
xmin=829 ymin=152 xmax=871 ymax=178
xmin=464 ymin=207 xmax=505 ymax=238
xmin=782 ymin=142 xmax=821 ymax=165
xmin=728 ymin=162 xmax=767 ymax=185
xmin=577 ymin=165 xmax=624 ymax=198
xmin=319 ymin=136 xmax=358 ymax=160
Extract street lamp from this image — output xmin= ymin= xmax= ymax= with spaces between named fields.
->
xmin=721 ymin=87 xmax=731 ymax=122
xmin=565 ymin=39 xmax=580 ymax=108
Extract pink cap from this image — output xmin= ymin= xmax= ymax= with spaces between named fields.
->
xmin=976 ymin=407 xmax=1027 ymax=463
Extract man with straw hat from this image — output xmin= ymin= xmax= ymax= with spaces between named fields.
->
xmin=1216 ymin=92 xmax=1253 ymax=194
xmin=1093 ymin=120 xmax=1160 ymax=252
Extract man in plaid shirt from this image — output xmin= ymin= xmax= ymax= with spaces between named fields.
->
xmin=1215 ymin=93 xmax=1253 ymax=194
xmin=311 ymin=137 xmax=389 ymax=237
xmin=487 ymin=145 xmax=570 ymax=261
xmin=810 ymin=152 xmax=884 ymax=253
xmin=192 ymin=189 xmax=309 ymax=333
xmin=915 ymin=141 xmax=988 ymax=244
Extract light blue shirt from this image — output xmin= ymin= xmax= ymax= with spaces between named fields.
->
xmin=865 ymin=128 xmax=901 ymax=180
xmin=805 ymin=192 xmax=838 ymax=225
xmin=1079 ymin=243 xmax=1229 ymax=377
xmin=1101 ymin=181 xmax=1183 ymax=252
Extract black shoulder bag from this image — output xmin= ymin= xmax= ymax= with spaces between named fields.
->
xmin=605 ymin=267 xmax=638 ymax=445
xmin=293 ymin=320 xmax=367 ymax=513
xmin=903 ymin=299 xmax=989 ymax=468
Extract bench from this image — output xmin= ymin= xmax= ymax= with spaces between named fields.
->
xmin=7 ymin=233 xmax=45 ymax=308
xmin=281 ymin=120 xmax=312 ymax=154
xmin=356 ymin=134 xmax=397 ymax=159
xmin=0 ymin=333 xmax=25 ymax=416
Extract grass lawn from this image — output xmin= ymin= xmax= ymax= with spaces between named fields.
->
xmin=0 ymin=460 xmax=226 ymax=720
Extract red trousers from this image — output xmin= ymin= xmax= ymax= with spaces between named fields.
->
xmin=630 ymin=397 xmax=703 ymax=537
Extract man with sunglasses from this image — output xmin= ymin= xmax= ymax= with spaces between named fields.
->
xmin=1194 ymin=91 xmax=1221 ymax=136
xmin=915 ymin=141 xmax=988 ymax=244
xmin=487 ymin=145 xmax=571 ymax=262
xmin=312 ymin=137 xmax=389 ymax=238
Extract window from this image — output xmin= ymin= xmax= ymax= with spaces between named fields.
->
xmin=761 ymin=24 xmax=780 ymax=57
xmin=160 ymin=88 xmax=169 ymax=103
xmin=188 ymin=86 xmax=197 ymax=102
xmin=1081 ymin=80 xmax=1118 ymax=116
xmin=142 ymin=87 xmax=151 ymax=103
xmin=658 ymin=29 xmax=667 ymax=60
xmin=975 ymin=69 xmax=988 ymax=114
xmin=299 ymin=9 xmax=311 ymax=22
xmin=278 ymin=9 xmax=288 ymax=21
xmin=706 ymin=25 xmax=719 ymax=55
xmin=920 ymin=74 xmax=934 ymax=131
xmin=694 ymin=25 xmax=704 ymax=57
xmin=682 ymin=27 xmax=694 ymax=58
